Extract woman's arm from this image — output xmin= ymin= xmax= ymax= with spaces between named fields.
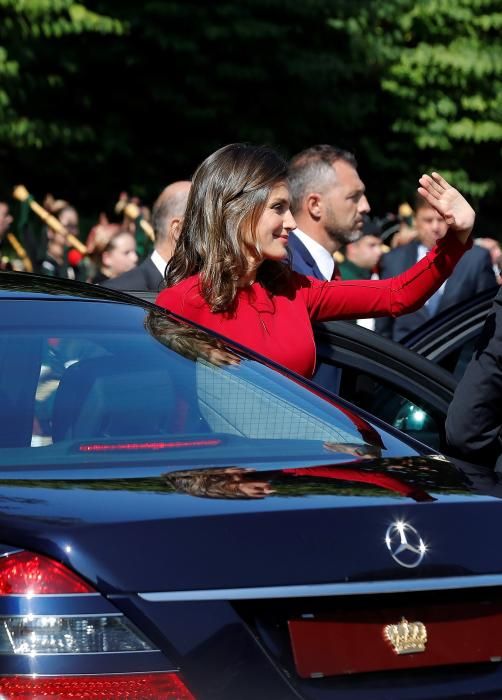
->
xmin=303 ymin=172 xmax=475 ymax=321
xmin=304 ymin=230 xmax=470 ymax=321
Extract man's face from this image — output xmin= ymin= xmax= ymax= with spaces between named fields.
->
xmin=323 ymin=160 xmax=370 ymax=245
xmin=347 ymin=234 xmax=382 ymax=271
xmin=415 ymin=205 xmax=447 ymax=250
xmin=0 ymin=203 xmax=13 ymax=241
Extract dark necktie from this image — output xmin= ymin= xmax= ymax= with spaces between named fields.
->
xmin=330 ymin=263 xmax=341 ymax=281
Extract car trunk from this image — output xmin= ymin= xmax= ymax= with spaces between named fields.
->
xmin=2 ymin=456 xmax=502 ymax=697
xmin=0 ymin=454 xmax=501 ymax=591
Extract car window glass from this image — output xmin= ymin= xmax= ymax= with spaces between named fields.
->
xmin=314 ymin=361 xmax=444 ymax=451
xmin=0 ymin=302 xmax=421 ymax=466
xmin=34 ymin=337 xmax=110 ymax=446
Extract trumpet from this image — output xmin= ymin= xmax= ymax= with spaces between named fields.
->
xmin=124 ymin=202 xmax=155 ymax=242
xmin=12 ymin=185 xmax=87 ymax=255
xmin=6 ymin=232 xmax=33 ymax=273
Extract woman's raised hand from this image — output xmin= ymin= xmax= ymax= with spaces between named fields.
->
xmin=418 ymin=172 xmax=475 ymax=244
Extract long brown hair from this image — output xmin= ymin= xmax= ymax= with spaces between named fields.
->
xmin=165 ymin=143 xmax=292 ymax=312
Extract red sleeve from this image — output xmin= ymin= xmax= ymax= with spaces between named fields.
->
xmin=285 ymin=467 xmax=435 ymax=502
xmin=335 ymin=405 xmax=384 ymax=447
xmin=300 ymin=231 xmax=472 ymax=322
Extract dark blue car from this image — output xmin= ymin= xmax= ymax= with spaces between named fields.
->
xmin=1 ymin=273 xmax=502 ymax=699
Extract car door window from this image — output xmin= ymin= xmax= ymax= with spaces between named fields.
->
xmin=314 ymin=361 xmax=445 ymax=450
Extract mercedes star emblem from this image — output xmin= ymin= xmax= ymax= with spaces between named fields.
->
xmin=385 ymin=521 xmax=427 ymax=568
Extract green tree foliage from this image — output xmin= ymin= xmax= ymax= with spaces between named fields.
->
xmin=82 ymin=0 xmax=374 ymax=204
xmin=333 ymin=0 xmax=502 ymax=213
xmin=0 ymin=0 xmax=500 ymax=231
xmin=0 ymin=0 xmax=124 ymax=148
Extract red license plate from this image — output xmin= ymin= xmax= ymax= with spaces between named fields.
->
xmin=288 ymin=601 xmax=502 ymax=678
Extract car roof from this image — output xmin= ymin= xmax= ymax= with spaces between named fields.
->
xmin=0 ymin=271 xmax=147 ymax=304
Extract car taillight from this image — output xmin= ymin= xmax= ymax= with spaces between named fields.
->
xmin=0 ymin=673 xmax=195 ymax=699
xmin=0 ymin=551 xmax=153 ymax=655
xmin=0 ymin=550 xmax=195 ymax=699
xmin=0 ymin=550 xmax=93 ymax=595
xmin=0 ymin=613 xmax=155 ymax=654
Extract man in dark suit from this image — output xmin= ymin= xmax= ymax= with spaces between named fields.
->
xmin=446 ymin=286 xmax=502 ymax=470
xmin=102 ymin=180 xmax=191 ymax=293
xmin=287 ymin=145 xmax=370 ymax=280
xmin=375 ymin=194 xmax=497 ymax=342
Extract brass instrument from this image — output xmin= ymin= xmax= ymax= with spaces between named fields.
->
xmin=124 ymin=202 xmax=155 ymax=242
xmin=12 ymin=185 xmax=87 ymax=255
xmin=6 ymin=232 xmax=33 ymax=273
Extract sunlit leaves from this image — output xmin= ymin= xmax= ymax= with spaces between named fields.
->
xmin=349 ymin=0 xmax=502 ymax=200
xmin=0 ymin=0 xmax=500 ymax=225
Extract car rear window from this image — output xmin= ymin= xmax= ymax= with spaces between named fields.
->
xmin=0 ymin=299 xmax=420 ymax=467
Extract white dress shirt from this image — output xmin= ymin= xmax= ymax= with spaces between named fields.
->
xmin=151 ymin=249 xmax=169 ymax=277
xmin=418 ymin=243 xmax=446 ymax=313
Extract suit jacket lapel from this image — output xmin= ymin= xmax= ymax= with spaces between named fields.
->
xmin=290 ymin=234 xmax=325 ymax=280
xmin=438 ymin=273 xmax=457 ymax=311
xmin=145 ymin=257 xmax=165 ymax=292
xmin=408 ymin=241 xmax=420 ymax=268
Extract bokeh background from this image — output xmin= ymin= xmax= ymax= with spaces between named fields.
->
xmin=1 ymin=0 xmax=500 ymax=233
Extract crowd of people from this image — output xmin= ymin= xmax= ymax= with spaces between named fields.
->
xmin=1 ymin=141 xmax=501 ymax=466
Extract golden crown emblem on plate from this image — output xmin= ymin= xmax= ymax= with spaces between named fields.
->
xmin=383 ymin=617 xmax=427 ymax=655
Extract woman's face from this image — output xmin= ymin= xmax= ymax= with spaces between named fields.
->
xmin=245 ymin=181 xmax=296 ymax=263
xmin=59 ymin=208 xmax=79 ymax=233
xmin=51 ymin=208 xmax=78 ymax=253
xmin=103 ymin=233 xmax=138 ymax=277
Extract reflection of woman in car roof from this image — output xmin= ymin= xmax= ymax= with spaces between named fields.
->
xmin=162 ymin=450 xmax=436 ymax=502
xmin=145 ymin=311 xmax=240 ymax=367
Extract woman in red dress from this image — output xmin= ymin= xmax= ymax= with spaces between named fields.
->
xmin=156 ymin=143 xmax=475 ymax=379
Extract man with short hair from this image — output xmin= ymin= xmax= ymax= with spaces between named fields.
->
xmin=337 ymin=218 xmax=384 ymax=330
xmin=338 ymin=219 xmax=383 ymax=282
xmin=375 ymin=193 xmax=497 ymax=342
xmin=103 ymin=180 xmax=191 ymax=292
xmin=287 ymin=145 xmax=370 ymax=280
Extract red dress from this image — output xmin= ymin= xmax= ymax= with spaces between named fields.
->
xmin=156 ymin=231 xmax=470 ymax=378
xmin=284 ymin=467 xmax=435 ymax=502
